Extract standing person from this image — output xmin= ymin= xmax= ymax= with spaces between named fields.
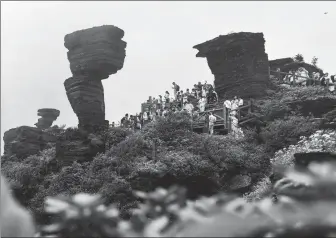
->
xmin=157 ymin=95 xmax=163 ymax=110
xmin=198 ymin=96 xmax=206 ymax=112
xmin=176 ymin=91 xmax=182 ymax=107
xmin=183 ymin=91 xmax=188 ymax=104
xmin=328 ymin=75 xmax=335 ymax=93
xmin=172 ymin=82 xmax=180 ymax=100
xmin=164 ymin=91 xmax=170 ymax=104
xmin=184 ymin=101 xmax=194 ymax=115
xmin=238 ymin=97 xmax=244 ymax=106
xmin=208 ymin=112 xmax=217 ymax=135
xmin=111 ymin=122 xmax=115 ymax=128
xmin=320 ymin=73 xmax=329 ymax=86
xmin=230 ymin=97 xmax=239 ymax=116
xmin=186 ymin=88 xmax=191 ymax=97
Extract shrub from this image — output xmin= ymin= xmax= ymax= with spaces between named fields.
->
xmin=260 ymin=115 xmax=319 ymax=154
xmin=271 ymin=129 xmax=336 ymax=171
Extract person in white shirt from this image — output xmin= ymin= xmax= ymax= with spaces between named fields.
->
xmin=172 ymin=82 xmax=180 ymax=100
xmin=208 ymin=112 xmax=217 ymax=135
xmin=230 ymin=96 xmax=239 ymax=116
xmin=198 ymin=96 xmax=206 ymax=112
xmin=238 ymin=97 xmax=244 ymax=106
xmin=184 ymin=101 xmax=194 ymax=115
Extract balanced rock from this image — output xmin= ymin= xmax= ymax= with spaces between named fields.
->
xmin=63 ymin=25 xmax=127 ymax=131
xmin=193 ymin=32 xmax=270 ymax=99
xmin=3 ymin=126 xmax=56 ymax=159
xmin=64 ymin=25 xmax=127 ymax=80
xmin=35 ymin=108 xmax=60 ymax=129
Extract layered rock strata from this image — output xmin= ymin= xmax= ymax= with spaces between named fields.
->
xmin=35 ymin=108 xmax=60 ymax=129
xmin=193 ymin=32 xmax=270 ymax=99
xmin=64 ymin=25 xmax=127 ymax=130
xmin=3 ymin=126 xmax=56 ymax=159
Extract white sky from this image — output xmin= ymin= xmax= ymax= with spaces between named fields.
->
xmin=1 ymin=1 xmax=335 ymax=153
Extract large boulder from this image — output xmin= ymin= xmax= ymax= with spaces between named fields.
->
xmin=35 ymin=108 xmax=60 ymax=129
xmin=64 ymin=25 xmax=127 ymax=80
xmin=3 ymin=126 xmax=56 ymax=159
xmin=193 ymin=32 xmax=270 ymax=99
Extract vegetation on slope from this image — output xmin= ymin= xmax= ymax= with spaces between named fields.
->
xmin=1 ymin=85 xmax=335 ymax=227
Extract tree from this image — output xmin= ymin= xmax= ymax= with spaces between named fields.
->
xmin=294 ymin=53 xmax=304 ymax=62
xmin=311 ymin=56 xmax=318 ymax=66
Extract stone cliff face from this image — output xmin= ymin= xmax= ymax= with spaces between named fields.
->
xmin=3 ymin=126 xmax=56 ymax=159
xmin=193 ymin=32 xmax=270 ymax=99
xmin=35 ymin=108 xmax=60 ymax=129
xmin=64 ymin=25 xmax=127 ymax=130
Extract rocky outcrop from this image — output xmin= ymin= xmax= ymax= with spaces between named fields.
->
xmin=3 ymin=126 xmax=56 ymax=159
xmin=64 ymin=25 xmax=127 ymax=130
xmin=193 ymin=32 xmax=270 ymax=99
xmin=35 ymin=108 xmax=60 ymax=129
xmin=55 ymin=131 xmax=104 ymax=163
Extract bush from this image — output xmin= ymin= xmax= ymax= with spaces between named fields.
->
xmin=260 ymin=115 xmax=319 ymax=154
xmin=271 ymin=129 xmax=336 ymax=171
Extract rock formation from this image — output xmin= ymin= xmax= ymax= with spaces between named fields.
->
xmin=64 ymin=25 xmax=127 ymax=131
xmin=269 ymin=57 xmax=294 ymax=71
xmin=35 ymin=108 xmax=60 ymax=129
xmin=3 ymin=126 xmax=56 ymax=159
xmin=193 ymin=32 xmax=270 ymax=99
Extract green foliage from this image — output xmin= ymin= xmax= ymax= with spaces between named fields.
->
xmin=294 ymin=53 xmax=304 ymax=62
xmin=260 ymin=115 xmax=318 ymax=154
xmin=35 ymin=161 xmax=336 ymax=237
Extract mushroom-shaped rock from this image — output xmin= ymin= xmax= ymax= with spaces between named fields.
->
xmin=64 ymin=25 xmax=127 ymax=80
xmin=193 ymin=32 xmax=270 ymax=99
xmin=63 ymin=25 xmax=127 ymax=131
xmin=35 ymin=108 xmax=60 ymax=129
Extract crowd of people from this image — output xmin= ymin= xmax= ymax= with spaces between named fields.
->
xmin=111 ymin=81 xmax=246 ymax=137
xmin=114 ymin=81 xmax=220 ymax=132
xmin=275 ymin=67 xmax=335 ymax=92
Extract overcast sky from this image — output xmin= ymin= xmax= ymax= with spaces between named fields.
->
xmin=1 ymin=1 xmax=335 ymax=153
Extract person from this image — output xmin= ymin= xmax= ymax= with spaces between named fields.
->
xmin=158 ymin=95 xmax=163 ymax=110
xmin=230 ymin=97 xmax=239 ymax=116
xmin=212 ymin=90 xmax=218 ymax=103
xmin=172 ymin=82 xmax=180 ymax=99
xmin=186 ymin=88 xmax=191 ymax=97
xmin=198 ymin=96 xmax=206 ymax=112
xmin=297 ymin=67 xmax=308 ymax=86
xmin=288 ymin=70 xmax=295 ymax=85
xmin=328 ymin=75 xmax=335 ymax=93
xmin=121 ymin=113 xmax=129 ymax=128
xmin=143 ymin=110 xmax=148 ymax=123
xmin=208 ymin=112 xmax=217 ymax=135
xmin=184 ymin=101 xmax=194 ymax=115
xmin=164 ymin=91 xmax=170 ymax=103
xmin=183 ymin=91 xmax=188 ymax=104
xmin=320 ymin=73 xmax=329 ymax=86
xmin=111 ymin=122 xmax=115 ymax=128
xmin=238 ymin=97 xmax=244 ymax=106
xmin=136 ymin=115 xmax=142 ymax=130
